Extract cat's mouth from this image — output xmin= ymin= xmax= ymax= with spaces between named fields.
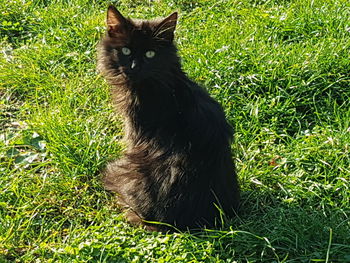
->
xmin=122 ymin=68 xmax=146 ymax=83
xmin=123 ymin=71 xmax=140 ymax=82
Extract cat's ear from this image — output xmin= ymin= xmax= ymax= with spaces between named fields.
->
xmin=154 ymin=12 xmax=178 ymax=42
xmin=107 ymin=6 xmax=129 ymax=36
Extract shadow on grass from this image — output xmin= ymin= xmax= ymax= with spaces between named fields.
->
xmin=195 ymin=190 xmax=350 ymax=262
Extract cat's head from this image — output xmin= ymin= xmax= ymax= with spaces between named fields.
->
xmin=98 ymin=6 xmax=179 ymax=84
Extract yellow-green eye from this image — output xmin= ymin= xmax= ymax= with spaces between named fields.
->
xmin=121 ymin=47 xmax=131 ymax=55
xmin=145 ymin=50 xmax=156 ymax=58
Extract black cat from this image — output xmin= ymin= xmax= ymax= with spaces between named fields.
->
xmin=97 ymin=5 xmax=240 ymax=232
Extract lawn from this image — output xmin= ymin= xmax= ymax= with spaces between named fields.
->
xmin=1 ymin=0 xmax=350 ymax=262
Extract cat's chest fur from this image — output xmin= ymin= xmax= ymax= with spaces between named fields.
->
xmin=122 ymin=77 xmax=192 ymax=138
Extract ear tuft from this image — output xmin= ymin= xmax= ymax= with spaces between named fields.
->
xmin=107 ymin=5 xmax=128 ymax=36
xmin=154 ymin=12 xmax=178 ymax=42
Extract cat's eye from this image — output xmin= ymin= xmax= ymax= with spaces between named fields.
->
xmin=145 ymin=50 xmax=156 ymax=58
xmin=121 ymin=47 xmax=131 ymax=56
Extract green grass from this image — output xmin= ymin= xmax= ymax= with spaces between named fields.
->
xmin=1 ymin=0 xmax=350 ymax=262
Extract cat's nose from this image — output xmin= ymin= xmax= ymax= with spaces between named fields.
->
xmin=130 ymin=59 xmax=140 ymax=71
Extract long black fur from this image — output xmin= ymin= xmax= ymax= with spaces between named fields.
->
xmin=97 ymin=6 xmax=240 ymax=231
